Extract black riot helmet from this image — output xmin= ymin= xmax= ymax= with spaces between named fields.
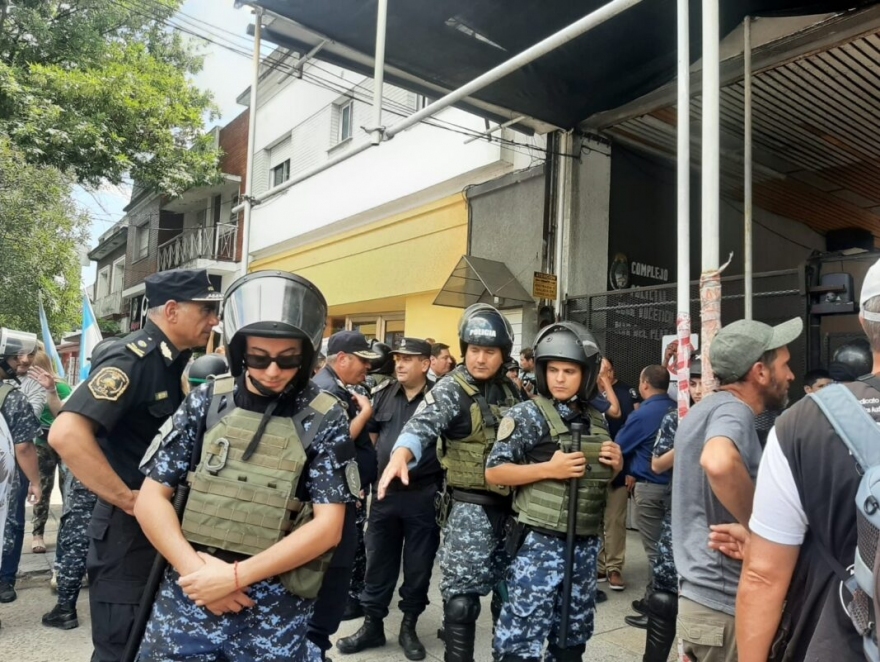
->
xmin=458 ymin=303 xmax=514 ymax=360
xmin=830 ymin=338 xmax=873 ymax=382
xmin=188 ymin=354 xmax=229 ymax=386
xmin=222 ymin=270 xmax=328 ymax=394
xmin=369 ymin=340 xmax=394 ymax=376
xmin=533 ymin=321 xmax=602 ymax=401
xmin=0 ymin=328 xmax=37 ymax=379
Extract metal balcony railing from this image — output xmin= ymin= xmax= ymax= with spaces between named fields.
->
xmin=94 ymin=291 xmax=123 ymax=319
xmin=158 ymin=223 xmax=239 ymax=271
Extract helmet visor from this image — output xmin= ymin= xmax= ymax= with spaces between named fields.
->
xmin=222 ymin=274 xmax=327 ymax=352
xmin=0 ymin=328 xmax=37 ymax=358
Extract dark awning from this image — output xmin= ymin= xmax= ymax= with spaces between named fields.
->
xmin=434 ymin=256 xmax=534 ymax=309
xmin=248 ymin=0 xmax=874 ymax=130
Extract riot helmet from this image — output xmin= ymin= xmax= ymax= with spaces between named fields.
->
xmin=458 ymin=303 xmax=514 ymax=360
xmin=533 ymin=321 xmax=602 ymax=401
xmin=222 ymin=271 xmax=328 ymax=394
xmin=189 ymin=354 xmax=229 ymax=386
xmin=369 ymin=340 xmax=394 ymax=376
xmin=0 ymin=328 xmax=37 ymax=379
xmin=830 ymin=338 xmax=872 ymax=382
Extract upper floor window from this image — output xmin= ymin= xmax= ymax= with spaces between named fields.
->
xmin=339 ymin=101 xmax=353 ymax=142
xmin=272 ymin=159 xmax=290 ymax=187
xmin=136 ymin=223 xmax=149 ymax=260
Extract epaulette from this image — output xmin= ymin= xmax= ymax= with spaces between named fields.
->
xmin=371 ymin=379 xmax=394 ymax=397
xmin=124 ymin=332 xmax=158 ymax=359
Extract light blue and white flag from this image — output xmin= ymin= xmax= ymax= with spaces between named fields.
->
xmin=79 ymin=290 xmax=103 ymax=382
xmin=38 ymin=295 xmax=66 ymax=378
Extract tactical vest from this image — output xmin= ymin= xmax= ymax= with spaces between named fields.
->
xmin=437 ymin=371 xmax=517 ymax=496
xmin=512 ymin=397 xmax=612 ymax=537
xmin=180 ymin=377 xmax=338 ymax=599
xmin=0 ymin=384 xmax=11 ymax=410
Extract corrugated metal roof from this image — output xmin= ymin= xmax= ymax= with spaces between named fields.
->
xmin=606 ymin=29 xmax=880 ymax=246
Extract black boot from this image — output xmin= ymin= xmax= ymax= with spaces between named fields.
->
xmin=547 ymin=643 xmax=586 ymax=662
xmin=642 ymin=591 xmax=678 ymax=662
xmin=399 ymin=613 xmax=426 ymax=661
xmin=41 ymin=604 xmax=79 ymax=630
xmin=336 ymin=615 xmax=386 ymax=655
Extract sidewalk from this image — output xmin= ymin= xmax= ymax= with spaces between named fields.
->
xmin=15 ymin=504 xmax=60 ymax=590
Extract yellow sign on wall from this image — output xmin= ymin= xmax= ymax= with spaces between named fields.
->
xmin=533 ymin=272 xmax=558 ymax=300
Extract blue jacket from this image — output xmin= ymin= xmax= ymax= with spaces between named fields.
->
xmin=615 ymin=393 xmax=676 ymax=484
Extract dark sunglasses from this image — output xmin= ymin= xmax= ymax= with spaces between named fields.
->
xmin=243 ymin=353 xmax=304 ymax=370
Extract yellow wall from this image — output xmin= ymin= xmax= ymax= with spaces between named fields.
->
xmin=251 ymin=194 xmax=468 ymax=356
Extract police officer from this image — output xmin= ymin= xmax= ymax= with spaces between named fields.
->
xmin=378 ymin=303 xmax=522 ymax=662
xmin=133 ymin=270 xmax=355 ymax=660
xmin=49 ymin=269 xmax=221 ymax=661
xmin=41 ymin=337 xmax=119 ymax=631
xmin=486 ymin=321 xmax=622 ymax=662
xmin=338 ymin=337 xmax=441 ymax=660
xmin=309 ymin=330 xmax=380 ymax=658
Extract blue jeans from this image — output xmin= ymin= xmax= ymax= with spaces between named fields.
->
xmin=1 ymin=466 xmax=29 ymax=585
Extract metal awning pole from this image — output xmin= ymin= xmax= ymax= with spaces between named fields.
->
xmin=554 ymin=133 xmax=573 ymax=318
xmin=676 ymin=0 xmax=691 ymax=418
xmin=234 ymin=0 xmax=644 ymax=212
xmin=239 ymin=6 xmax=262 ymax=277
xmin=744 ymin=16 xmax=754 ymax=320
xmin=700 ymin=0 xmax=721 ymax=391
xmin=370 ymin=0 xmax=388 ymax=145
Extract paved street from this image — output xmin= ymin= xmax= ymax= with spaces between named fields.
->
xmin=2 ymin=496 xmax=668 ymax=661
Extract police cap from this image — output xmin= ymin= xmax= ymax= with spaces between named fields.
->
xmin=144 ymin=269 xmax=222 ymax=307
xmin=391 ymin=337 xmax=432 ymax=357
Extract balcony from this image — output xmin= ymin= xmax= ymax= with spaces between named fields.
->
xmin=94 ymin=291 xmax=123 ymax=319
xmin=158 ymin=223 xmax=239 ymax=272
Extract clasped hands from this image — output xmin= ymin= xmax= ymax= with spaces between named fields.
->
xmin=178 ymin=552 xmax=255 ymax=616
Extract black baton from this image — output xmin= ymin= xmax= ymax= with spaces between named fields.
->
xmin=558 ymin=421 xmax=583 ymax=648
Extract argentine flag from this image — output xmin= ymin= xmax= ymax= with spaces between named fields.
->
xmin=38 ymin=295 xmax=66 ymax=378
xmin=79 ymin=290 xmax=104 ymax=382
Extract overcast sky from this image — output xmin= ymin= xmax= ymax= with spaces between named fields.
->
xmin=79 ymin=1 xmax=260 ymax=286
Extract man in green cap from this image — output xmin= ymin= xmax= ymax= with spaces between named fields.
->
xmin=671 ymin=317 xmax=801 ymax=662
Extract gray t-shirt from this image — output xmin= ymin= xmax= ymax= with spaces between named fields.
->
xmin=671 ymin=390 xmax=762 ymax=615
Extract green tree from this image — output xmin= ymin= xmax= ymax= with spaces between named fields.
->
xmin=0 ymin=0 xmax=220 ymax=196
xmin=0 ymin=137 xmax=89 ymax=335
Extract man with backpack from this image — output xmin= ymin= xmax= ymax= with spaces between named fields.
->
xmin=734 ymin=258 xmax=880 ymax=662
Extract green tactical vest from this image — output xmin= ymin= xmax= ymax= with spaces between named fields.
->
xmin=0 ymin=383 xmax=12 ymax=410
xmin=437 ymin=371 xmax=517 ymax=496
xmin=512 ymin=396 xmax=613 ymax=537
xmin=180 ymin=377 xmax=340 ymax=599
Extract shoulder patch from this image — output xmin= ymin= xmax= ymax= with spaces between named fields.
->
xmin=126 ymin=342 xmax=146 ymax=358
xmin=88 ymin=367 xmax=130 ymax=402
xmin=371 ymin=379 xmax=392 ymax=397
xmin=424 ymin=391 xmax=435 ymax=405
xmin=497 ymin=416 xmax=516 ymax=441
xmin=139 ymin=416 xmax=174 ymax=469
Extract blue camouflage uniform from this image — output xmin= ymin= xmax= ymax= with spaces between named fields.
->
xmin=0 ymin=388 xmax=41 ymax=557
xmin=137 ymin=378 xmax=355 ymax=662
xmin=53 ymin=476 xmax=97 ymax=609
xmin=393 ymin=365 xmax=521 ymax=603
xmin=650 ymin=410 xmax=678 ymax=594
xmin=488 ymin=399 xmax=604 ymax=662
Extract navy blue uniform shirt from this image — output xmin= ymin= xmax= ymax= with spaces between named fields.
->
xmin=615 ymin=393 xmax=675 ymax=484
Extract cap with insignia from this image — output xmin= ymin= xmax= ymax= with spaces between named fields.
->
xmin=390 ymin=337 xmax=431 ymax=357
xmin=144 ymin=269 xmax=223 ymax=307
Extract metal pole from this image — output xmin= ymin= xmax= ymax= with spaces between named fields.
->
xmin=700 ymin=0 xmax=721 ymax=392
xmin=233 ymin=0 xmax=645 ymax=212
xmin=676 ymin=0 xmax=691 ymax=419
xmin=554 ymin=133 xmax=572 ymax=318
xmin=370 ymin=0 xmax=388 ymax=145
xmin=744 ymin=16 xmax=754 ymax=320
xmin=239 ymin=7 xmax=262 ymax=277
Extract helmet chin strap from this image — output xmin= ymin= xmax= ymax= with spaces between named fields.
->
xmin=246 ymin=371 xmax=295 ymax=398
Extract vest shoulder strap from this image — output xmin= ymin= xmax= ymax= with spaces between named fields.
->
xmin=205 ymin=377 xmax=235 ymax=431
xmin=0 ymin=383 xmax=13 ymax=410
xmin=451 ymin=371 xmax=497 ymax=430
xmin=533 ymin=396 xmax=570 ymax=439
xmin=810 ymin=384 xmax=880 ymax=471
xmin=587 ymin=406 xmax=611 ymax=442
xmin=451 ymin=371 xmax=477 ymax=396
xmin=292 ymin=391 xmax=340 ymax=451
xmin=858 ymin=373 xmax=880 ymax=394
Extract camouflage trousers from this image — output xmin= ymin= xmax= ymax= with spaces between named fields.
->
xmin=139 ymin=567 xmax=322 ymax=662
xmin=438 ymin=501 xmax=510 ymax=600
xmin=55 ymin=476 xmax=97 ymax=608
xmin=348 ymin=497 xmax=368 ymax=603
xmin=493 ymin=531 xmax=600 ymax=660
xmin=32 ymin=442 xmax=65 ymax=537
xmin=1 ymin=465 xmax=27 ymax=583
xmin=652 ymin=512 xmax=677 ymax=594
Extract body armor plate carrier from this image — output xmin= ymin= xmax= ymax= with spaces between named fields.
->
xmin=437 ymin=371 xmax=516 ymax=496
xmin=513 ymin=396 xmax=612 ymax=537
xmin=181 ymin=377 xmax=337 ymax=599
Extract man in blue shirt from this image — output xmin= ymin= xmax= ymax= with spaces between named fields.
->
xmin=614 ymin=365 xmax=675 ymax=627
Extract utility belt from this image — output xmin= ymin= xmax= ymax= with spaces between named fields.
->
xmin=383 ymin=472 xmax=443 ymax=494
xmin=503 ymin=521 xmax=593 ymax=558
xmin=451 ymin=487 xmax=511 ymax=508
xmin=432 ymin=487 xmax=511 ymax=539
xmin=192 ymin=543 xmax=249 ymax=565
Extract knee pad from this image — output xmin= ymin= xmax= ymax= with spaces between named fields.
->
xmin=547 ymin=643 xmax=586 ymax=662
xmin=444 ymin=595 xmax=480 ymax=624
xmin=645 ymin=590 xmax=678 ymax=621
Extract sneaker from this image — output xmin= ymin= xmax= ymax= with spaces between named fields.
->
xmin=42 ymin=604 xmax=79 ymax=630
xmin=609 ymin=571 xmax=625 ymax=591
xmin=597 ymin=571 xmax=608 ymax=583
xmin=0 ymin=582 xmax=16 ymax=604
